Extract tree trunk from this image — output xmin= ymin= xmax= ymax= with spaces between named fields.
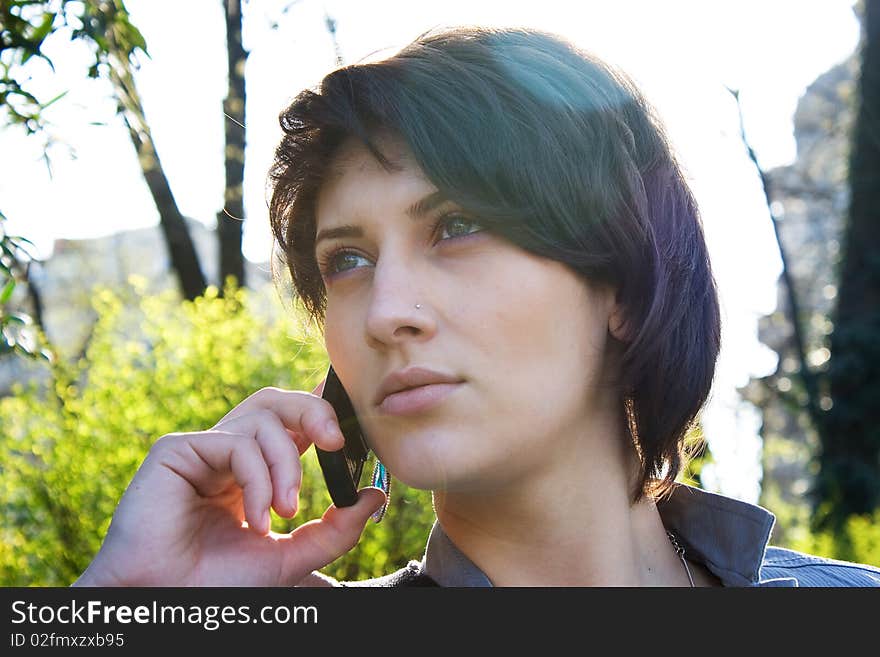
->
xmin=118 ymin=97 xmax=208 ymax=301
xmin=815 ymin=0 xmax=880 ymax=527
xmin=218 ymin=0 xmax=247 ymax=292
xmin=103 ymin=17 xmax=208 ymax=302
xmin=23 ymin=260 xmax=44 ymax=332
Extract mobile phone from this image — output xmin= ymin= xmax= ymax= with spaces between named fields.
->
xmin=314 ymin=365 xmax=370 ymax=508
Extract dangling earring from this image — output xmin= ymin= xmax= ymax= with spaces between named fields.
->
xmin=371 ymin=459 xmax=391 ymax=523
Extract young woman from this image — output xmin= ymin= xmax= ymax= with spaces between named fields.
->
xmin=75 ymin=27 xmax=879 ymax=587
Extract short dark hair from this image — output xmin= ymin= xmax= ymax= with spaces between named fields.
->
xmin=268 ymin=26 xmax=721 ymax=502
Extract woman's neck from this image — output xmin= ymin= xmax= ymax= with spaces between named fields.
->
xmin=432 ymin=427 xmax=693 ymax=587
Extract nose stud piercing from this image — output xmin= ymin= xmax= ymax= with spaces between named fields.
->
xmin=415 ymin=304 xmax=422 ymax=309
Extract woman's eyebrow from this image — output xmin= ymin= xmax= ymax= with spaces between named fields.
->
xmin=405 ymin=190 xmax=448 ymax=219
xmin=314 ymin=191 xmax=448 ymax=247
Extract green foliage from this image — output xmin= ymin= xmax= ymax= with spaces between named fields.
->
xmin=0 ymin=278 xmax=435 ymax=585
xmin=789 ymin=507 xmax=880 ymax=568
xmin=1 ymin=0 xmax=147 ymax=136
xmin=676 ymin=423 xmax=714 ymax=490
xmin=0 ymin=210 xmax=50 ymax=361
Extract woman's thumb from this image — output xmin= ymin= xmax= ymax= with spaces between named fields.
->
xmin=281 ymin=487 xmax=387 ymax=581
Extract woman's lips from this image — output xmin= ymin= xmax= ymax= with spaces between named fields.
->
xmin=377 ymin=382 xmax=462 ymax=416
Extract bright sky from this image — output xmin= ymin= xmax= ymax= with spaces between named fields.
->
xmin=0 ymin=0 xmax=862 ymax=503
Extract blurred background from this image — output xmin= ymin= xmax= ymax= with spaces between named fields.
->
xmin=1 ymin=0 xmax=878 ymax=585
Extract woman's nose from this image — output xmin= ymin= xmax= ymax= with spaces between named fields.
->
xmin=363 ymin=258 xmax=437 ymax=348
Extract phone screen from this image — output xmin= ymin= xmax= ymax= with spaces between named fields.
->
xmin=314 ymin=365 xmax=370 ymax=507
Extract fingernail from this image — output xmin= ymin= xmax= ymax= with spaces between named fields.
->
xmin=325 ymin=419 xmax=344 ymax=442
xmin=262 ymin=511 xmax=271 ymax=534
xmin=288 ymin=486 xmax=299 ymax=514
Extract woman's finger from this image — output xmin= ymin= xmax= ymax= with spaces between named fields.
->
xmin=153 ymin=431 xmax=274 ymax=534
xmin=287 ymin=429 xmax=313 ymax=456
xmin=215 ymin=387 xmax=345 ymax=453
xmin=217 ymin=410 xmax=302 ymax=518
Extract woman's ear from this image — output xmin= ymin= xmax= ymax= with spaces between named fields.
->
xmin=608 ymin=297 xmax=631 ymax=343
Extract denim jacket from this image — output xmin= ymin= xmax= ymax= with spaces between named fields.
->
xmin=343 ymin=483 xmax=880 ymax=587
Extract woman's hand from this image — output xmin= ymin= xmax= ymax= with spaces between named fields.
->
xmin=73 ymin=386 xmax=385 ymax=587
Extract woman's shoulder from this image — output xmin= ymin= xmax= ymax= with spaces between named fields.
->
xmin=760 ymin=546 xmax=880 ymax=587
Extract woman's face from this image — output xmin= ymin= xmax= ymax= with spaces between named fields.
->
xmin=316 ymin=137 xmax=620 ymax=492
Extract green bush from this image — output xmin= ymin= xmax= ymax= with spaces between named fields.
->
xmin=0 ymin=277 xmax=434 ymax=586
xmin=787 ymin=508 xmax=880 ymax=568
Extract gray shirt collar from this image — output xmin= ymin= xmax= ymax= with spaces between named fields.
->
xmin=421 ymin=483 xmax=777 ymax=587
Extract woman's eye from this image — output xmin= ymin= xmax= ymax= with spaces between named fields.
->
xmin=319 ymin=215 xmax=484 ymax=279
xmin=438 ymin=215 xmax=484 ymax=240
xmin=319 ymin=250 xmax=370 ymax=277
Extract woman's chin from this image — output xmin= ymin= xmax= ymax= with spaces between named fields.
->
xmin=381 ymin=454 xmax=509 ymax=494
xmin=377 ymin=457 xmax=455 ymax=492
xmin=375 ymin=447 xmax=473 ymax=492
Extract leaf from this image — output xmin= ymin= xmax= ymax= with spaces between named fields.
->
xmin=1 ymin=241 xmax=17 ymax=259
xmin=2 ymin=236 xmax=36 ymax=260
xmin=12 ymin=341 xmax=36 ymax=356
xmin=123 ymin=20 xmax=148 ymax=56
xmin=10 ymin=235 xmax=36 ymax=248
xmin=30 ymin=12 xmax=57 ymax=47
xmin=9 ymin=87 xmax=41 ymax=107
xmin=92 ymin=33 xmax=109 ymax=53
xmin=3 ymin=313 xmax=26 ymax=325
xmin=0 ymin=279 xmax=15 ymax=304
xmin=40 ymin=89 xmax=68 ymax=110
